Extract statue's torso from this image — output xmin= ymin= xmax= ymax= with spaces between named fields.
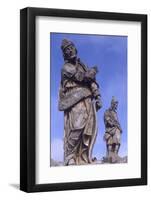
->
xmin=104 ymin=109 xmax=119 ymax=130
xmin=62 ymin=60 xmax=87 ymax=88
xmin=58 ymin=60 xmax=92 ymax=111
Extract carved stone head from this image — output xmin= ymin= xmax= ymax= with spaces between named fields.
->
xmin=61 ymin=39 xmax=77 ymax=61
xmin=111 ymin=96 xmax=118 ymax=111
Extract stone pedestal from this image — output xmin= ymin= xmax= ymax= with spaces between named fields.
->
xmin=102 ymin=154 xmax=127 ymax=164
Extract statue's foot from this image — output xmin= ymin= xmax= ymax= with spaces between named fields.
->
xmin=68 ymin=158 xmax=75 ymax=165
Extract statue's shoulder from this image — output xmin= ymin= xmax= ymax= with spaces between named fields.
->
xmin=105 ymin=109 xmax=110 ymax=114
xmin=104 ymin=109 xmax=111 ymax=117
xmin=62 ymin=62 xmax=76 ymax=75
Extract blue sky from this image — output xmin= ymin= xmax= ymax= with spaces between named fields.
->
xmin=50 ymin=32 xmax=127 ymax=162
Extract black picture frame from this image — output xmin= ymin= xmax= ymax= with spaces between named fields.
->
xmin=20 ymin=7 xmax=147 ymax=192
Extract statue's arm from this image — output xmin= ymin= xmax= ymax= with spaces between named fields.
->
xmin=105 ymin=112 xmax=122 ymax=132
xmin=62 ymin=63 xmax=96 ymax=83
xmin=91 ymin=82 xmax=102 ymax=110
xmin=114 ymin=118 xmax=122 ymax=133
xmin=62 ymin=64 xmax=77 ymax=79
xmin=104 ymin=111 xmax=114 ymax=127
xmin=91 ymin=82 xmax=100 ymax=98
xmin=74 ymin=68 xmax=98 ymax=83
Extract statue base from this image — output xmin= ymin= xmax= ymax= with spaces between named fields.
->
xmin=102 ymin=153 xmax=127 ymax=164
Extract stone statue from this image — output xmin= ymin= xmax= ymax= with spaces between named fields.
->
xmin=103 ymin=97 xmax=122 ymax=163
xmin=58 ymin=39 xmax=102 ymax=165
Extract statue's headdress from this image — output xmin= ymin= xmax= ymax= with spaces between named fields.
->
xmin=111 ymin=96 xmax=118 ymax=105
xmin=61 ymin=39 xmax=74 ymax=51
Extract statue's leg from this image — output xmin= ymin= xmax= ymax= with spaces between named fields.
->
xmin=108 ymin=143 xmax=120 ymax=163
xmin=114 ymin=129 xmax=121 ymax=155
xmin=107 ymin=144 xmax=113 ymax=163
xmin=68 ymin=158 xmax=76 ymax=165
xmin=106 ymin=144 xmax=109 ymax=157
xmin=115 ymin=144 xmax=120 ymax=155
xmin=81 ymin=135 xmax=91 ymax=163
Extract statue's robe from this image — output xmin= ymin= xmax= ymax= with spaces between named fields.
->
xmin=103 ymin=109 xmax=122 ymax=145
xmin=58 ymin=59 xmax=98 ymax=165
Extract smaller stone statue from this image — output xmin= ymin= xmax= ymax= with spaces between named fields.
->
xmin=103 ymin=97 xmax=122 ymax=163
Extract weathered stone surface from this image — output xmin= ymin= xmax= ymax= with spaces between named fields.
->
xmin=59 ymin=39 xmax=102 ymax=166
xmin=101 ymin=156 xmax=127 ymax=164
xmin=103 ymin=97 xmax=123 ymax=163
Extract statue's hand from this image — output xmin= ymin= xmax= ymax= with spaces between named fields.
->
xmin=85 ymin=66 xmax=98 ymax=81
xmin=115 ymin=123 xmax=122 ymax=133
xmin=92 ymin=66 xmax=98 ymax=73
xmin=119 ymin=128 xmax=123 ymax=133
xmin=95 ymin=96 xmax=102 ymax=111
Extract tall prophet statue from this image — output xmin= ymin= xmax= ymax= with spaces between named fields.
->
xmin=58 ymin=39 xmax=102 ymax=165
xmin=103 ymin=97 xmax=122 ymax=163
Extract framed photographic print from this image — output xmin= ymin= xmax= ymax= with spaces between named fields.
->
xmin=20 ymin=7 xmax=147 ymax=192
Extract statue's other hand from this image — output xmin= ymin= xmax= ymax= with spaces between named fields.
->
xmin=117 ymin=126 xmax=122 ymax=133
xmin=95 ymin=99 xmax=102 ymax=111
xmin=85 ymin=67 xmax=97 ymax=80
xmin=92 ymin=66 xmax=98 ymax=73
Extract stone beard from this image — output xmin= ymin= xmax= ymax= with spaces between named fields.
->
xmin=58 ymin=39 xmax=102 ymax=165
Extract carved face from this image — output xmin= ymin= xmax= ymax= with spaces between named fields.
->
xmin=111 ymin=102 xmax=118 ymax=111
xmin=63 ymin=44 xmax=77 ymax=60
